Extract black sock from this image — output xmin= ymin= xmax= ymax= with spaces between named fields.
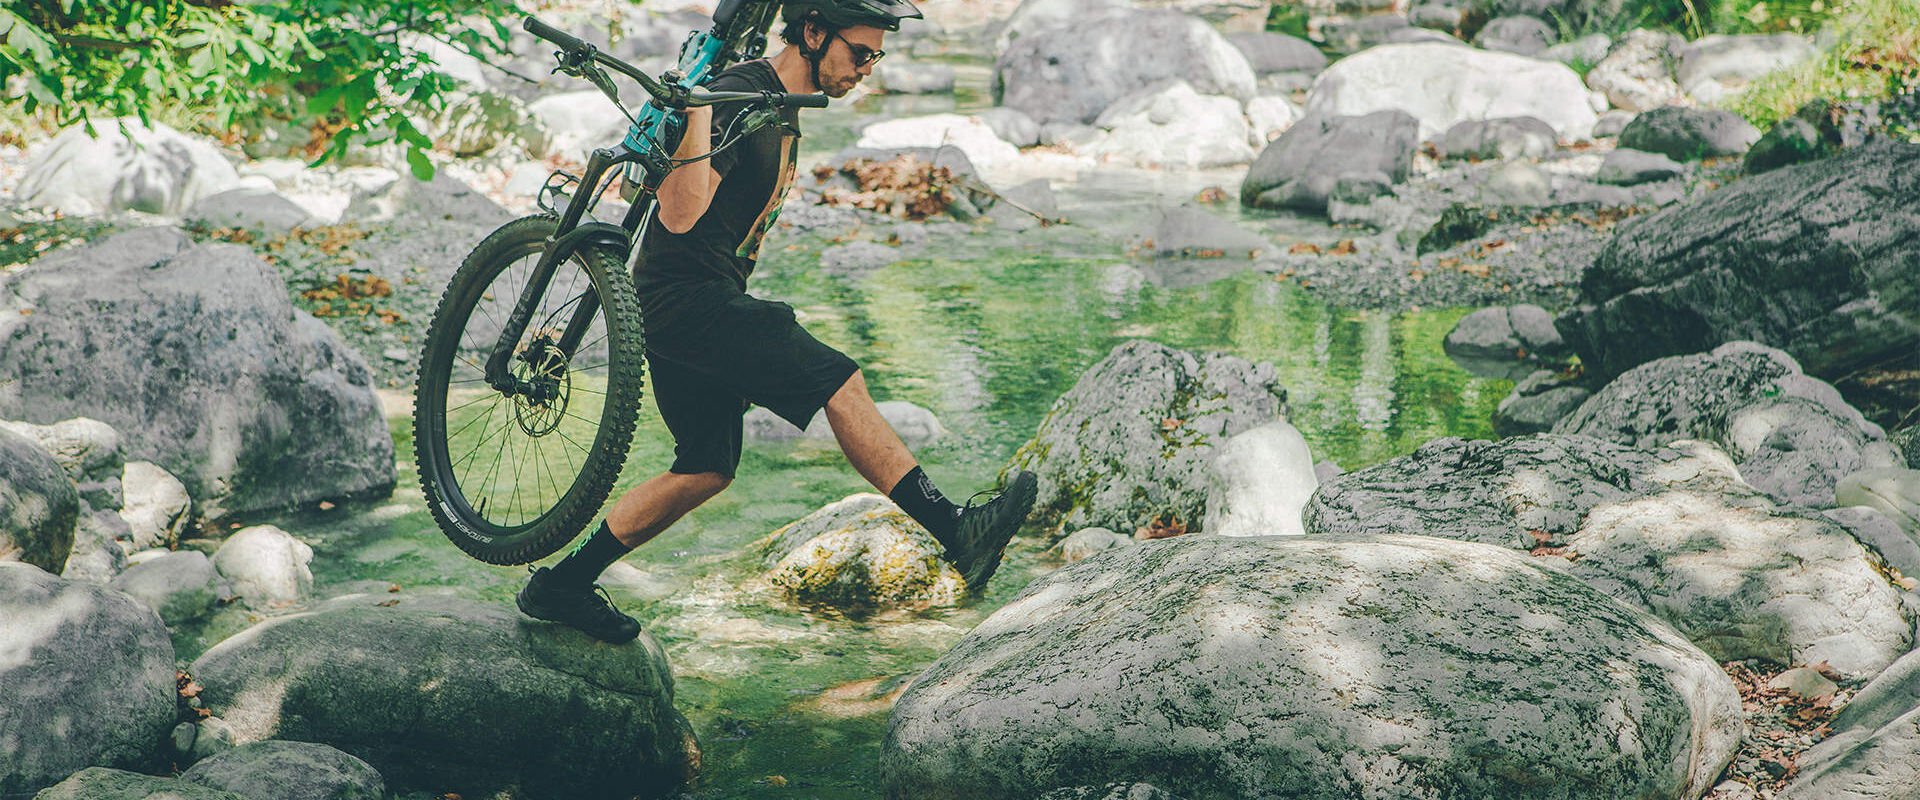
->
xmin=888 ymin=466 xmax=961 ymax=542
xmin=547 ymin=521 xmax=633 ymax=587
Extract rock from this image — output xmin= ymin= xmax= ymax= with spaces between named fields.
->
xmin=992 ymin=0 xmax=1130 ymax=53
xmin=1769 ymin=666 xmax=1840 ymax=700
xmin=430 ymin=91 xmax=549 ymax=157
xmin=1039 ymin=121 xmax=1103 ymax=149
xmin=1223 ymin=31 xmax=1327 ymax=75
xmin=1083 ymin=81 xmax=1256 ymax=168
xmin=1799 ymin=647 xmax=1920 ymax=774
xmin=1010 ymin=341 xmax=1286 ymax=534
xmin=743 ymin=400 xmax=946 ymax=446
xmin=343 ymin=169 xmax=509 ymax=226
xmin=0 ymin=227 xmax=396 ymax=518
xmin=758 ymin=494 xmax=964 ymax=608
xmin=1243 ymin=95 xmax=1301 ymax=144
xmin=1317 ymin=15 xmax=1416 ymax=53
xmin=1145 ymin=204 xmax=1267 ymax=258
xmin=858 ymin=113 xmax=1023 ymax=172
xmin=1240 ymin=110 xmax=1419 ymax=213
xmin=1596 ymin=147 xmax=1685 ymax=184
xmin=185 ymin=187 xmax=319 ymax=233
xmin=1306 ymin=43 xmax=1599 ymax=141
xmin=1567 ymin=490 xmax=1912 ymax=679
xmin=1493 ymin=371 xmax=1593 ymax=437
xmin=1676 ymin=33 xmax=1816 ymax=106
xmin=1481 ymin=161 xmax=1553 ymax=206
xmin=1541 ymin=33 xmax=1612 ymax=67
xmin=1199 ymin=420 xmax=1316 ymax=536
xmin=1473 ymin=15 xmax=1557 ymax=55
xmin=179 ymin=741 xmax=386 ymax=800
xmin=1556 ymin=144 xmax=1920 ymax=382
xmin=30 ymin=768 xmax=245 ymax=800
xmin=211 ymin=525 xmax=313 ymax=609
xmin=1617 ymin=106 xmax=1762 ymax=161
xmin=1745 ymin=98 xmax=1882 ymax=174
xmin=190 ymin=594 xmax=698 ymax=800
xmin=1038 ymin=784 xmax=1181 ymax=800
xmin=881 ymin=535 xmax=1741 ymax=800
xmin=527 ymin=90 xmax=630 ymax=160
xmin=1554 ymin=343 xmax=1896 ymax=507
xmin=1438 ymin=116 xmax=1559 ymax=161
xmin=1586 ymin=29 xmax=1684 ymax=113
xmin=118 ymin=461 xmax=192 ymax=551
xmin=0 ymin=426 xmax=78 ymax=572
xmin=1594 ymin=109 xmax=1636 ymax=137
xmin=0 ymin=417 xmax=122 ymax=490
xmin=994 ymin=9 xmax=1256 ymax=126
xmin=0 ymin=564 xmax=176 ymax=797
xmin=1443 ymin=304 xmax=1571 ymax=379
xmin=978 ymin=107 xmax=1041 ymax=148
xmin=877 ymin=61 xmax=957 ymax=94
xmin=185 ymin=717 xmax=240 ymax=763
xmin=62 ymin=509 xmax=132 ymax=584
xmin=109 ymin=549 xmax=223 ymax=626
xmin=1046 ymin=527 xmax=1135 ymax=563
xmin=1825 ymin=506 xmax=1920 ymax=585
xmin=18 ymin=119 xmax=240 ymax=216
xmin=1778 ymin=702 xmax=1920 ymax=800
xmin=1837 ymin=468 xmax=1920 ymax=534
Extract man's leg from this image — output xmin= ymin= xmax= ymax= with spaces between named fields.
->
xmin=824 ymin=369 xmax=918 ymax=495
xmin=543 ymin=470 xmax=731 ymax=589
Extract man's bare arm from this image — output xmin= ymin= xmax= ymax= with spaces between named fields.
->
xmin=656 ymin=105 xmax=720 ymax=234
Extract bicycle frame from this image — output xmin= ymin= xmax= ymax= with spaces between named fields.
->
xmin=483 ymin=1 xmax=786 ymax=396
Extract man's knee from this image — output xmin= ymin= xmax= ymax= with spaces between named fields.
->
xmin=672 ymin=471 xmax=732 ymax=499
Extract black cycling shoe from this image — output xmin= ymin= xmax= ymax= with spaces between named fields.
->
xmin=516 ymin=567 xmax=641 ymax=643
xmin=944 ymin=470 xmax=1039 ymax=594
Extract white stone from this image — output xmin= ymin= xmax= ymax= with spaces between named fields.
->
xmin=1201 ymin=420 xmax=1317 ymax=537
xmin=210 ymin=525 xmax=313 ymax=609
xmin=1082 ymin=81 xmax=1255 ymax=168
xmin=19 ymin=120 xmax=240 ymax=216
xmin=1244 ymin=95 xmax=1302 ymax=145
xmin=119 ymin=461 xmax=191 ymax=552
xmin=528 ymin=90 xmax=631 ymax=160
xmin=1306 ymin=43 xmax=1598 ymax=141
xmin=1047 ymin=527 xmax=1135 ymax=563
xmin=856 ymin=113 xmax=1022 ymax=171
xmin=1676 ymin=33 xmax=1816 ymax=105
xmin=1587 ymin=29 xmax=1684 ymax=112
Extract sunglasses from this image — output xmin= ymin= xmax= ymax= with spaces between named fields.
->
xmin=831 ymin=30 xmax=885 ymax=67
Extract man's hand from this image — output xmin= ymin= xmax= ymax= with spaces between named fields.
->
xmin=657 ymin=105 xmax=720 ymax=234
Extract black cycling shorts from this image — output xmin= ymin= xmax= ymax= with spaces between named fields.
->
xmin=642 ymin=282 xmax=857 ymax=478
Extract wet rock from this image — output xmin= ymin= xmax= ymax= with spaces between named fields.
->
xmin=179 ymin=740 xmax=386 ymax=800
xmin=1617 ymin=106 xmax=1761 ymax=160
xmin=0 ymin=227 xmax=396 ymax=518
xmin=1046 ymin=527 xmax=1136 ymax=563
xmin=1438 ymin=116 xmax=1558 ymax=161
xmin=1010 ymin=341 xmax=1286 ymax=534
xmin=1493 ymin=370 xmax=1592 ymax=437
xmin=1306 ymin=43 xmax=1599 ymax=141
xmin=0 ymin=426 xmax=78 ymax=572
xmin=1145 ymin=204 xmax=1267 ymax=258
xmin=857 ymin=113 xmax=1022 ymax=171
xmin=1596 ymin=147 xmax=1684 ymax=184
xmin=1745 ymin=99 xmax=1882 ymax=174
xmin=109 ymin=549 xmax=224 ymax=626
xmin=882 ymin=534 xmax=1741 ymax=800
xmin=211 ymin=524 xmax=313 ymax=609
xmin=1473 ymin=15 xmax=1557 ymax=55
xmin=191 ymin=594 xmax=699 ymax=800
xmin=1823 ymin=506 xmax=1920 ymax=585
xmin=1084 ymin=81 xmax=1255 ymax=168
xmin=1200 ymin=420 xmax=1316 ymax=536
xmin=1676 ymin=33 xmax=1816 ymax=106
xmin=18 ymin=119 xmax=240 ymax=216
xmin=1586 ymin=29 xmax=1684 ymax=112
xmin=31 ymin=768 xmax=244 ymax=800
xmin=978 ymin=107 xmax=1041 ymax=148
xmin=119 ymin=461 xmax=192 ymax=550
xmin=1443 ymin=304 xmax=1571 ymax=379
xmin=1837 ymin=468 xmax=1920 ymax=535
xmin=759 ymin=494 xmax=964 ymax=608
xmin=186 ymin=186 xmax=320 ymax=233
xmin=0 ymin=564 xmax=176 ymax=797
xmin=743 ymin=400 xmax=945 ymax=446
xmin=1556 ymin=143 xmax=1920 ymax=382
xmin=1241 ymin=110 xmax=1419 ymax=213
xmin=1224 ymin=31 xmax=1326 ymax=76
xmin=994 ymin=9 xmax=1256 ymax=126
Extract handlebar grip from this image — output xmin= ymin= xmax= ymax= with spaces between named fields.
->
xmin=787 ymin=93 xmax=831 ymax=109
xmin=524 ymin=16 xmax=589 ymax=54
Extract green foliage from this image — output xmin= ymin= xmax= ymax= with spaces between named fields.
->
xmin=1725 ymin=0 xmax=1920 ymax=129
xmin=0 ymin=0 xmax=520 ymax=177
xmin=1264 ymin=2 xmax=1310 ymax=39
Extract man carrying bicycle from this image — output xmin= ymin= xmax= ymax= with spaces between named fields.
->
xmin=517 ymin=0 xmax=1038 ymax=642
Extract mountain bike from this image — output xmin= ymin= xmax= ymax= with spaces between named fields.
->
xmin=412 ymin=8 xmax=827 ymax=565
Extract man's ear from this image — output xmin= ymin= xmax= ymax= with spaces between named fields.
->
xmin=804 ymin=20 xmax=827 ymax=51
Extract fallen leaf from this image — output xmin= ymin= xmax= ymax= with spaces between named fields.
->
xmin=1160 ymin=417 xmax=1182 ymax=431
xmin=317 ymin=500 xmax=335 ymax=511
xmin=1289 ymin=242 xmax=1321 ymax=255
xmin=763 ymin=775 xmax=789 ymax=787
xmin=376 ymin=599 xmax=400 ymax=607
xmin=1328 ymin=239 xmax=1356 ymax=256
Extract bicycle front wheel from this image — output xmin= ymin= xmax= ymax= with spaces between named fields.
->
xmin=413 ymin=215 xmax=647 ymax=565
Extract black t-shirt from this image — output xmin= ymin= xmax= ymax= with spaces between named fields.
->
xmin=635 ymin=59 xmax=800 ymax=330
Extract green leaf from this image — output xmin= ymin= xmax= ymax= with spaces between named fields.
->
xmin=405 ymin=144 xmax=435 ymax=181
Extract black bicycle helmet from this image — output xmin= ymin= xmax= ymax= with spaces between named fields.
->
xmin=782 ymin=0 xmax=923 ymax=31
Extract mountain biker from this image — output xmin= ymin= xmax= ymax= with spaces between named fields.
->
xmin=517 ymin=0 xmax=1039 ymax=642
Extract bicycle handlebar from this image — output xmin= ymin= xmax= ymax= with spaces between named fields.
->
xmin=523 ymin=16 xmax=829 ymax=110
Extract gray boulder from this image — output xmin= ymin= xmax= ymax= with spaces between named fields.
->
xmin=1083 ymin=81 xmax=1256 ymax=169
xmin=190 ymin=594 xmax=698 ymax=800
xmin=1493 ymin=371 xmax=1592 ymax=437
xmin=63 ymin=508 xmax=133 ymax=583
xmin=1442 ymin=304 xmax=1571 ymax=379
xmin=1593 ymin=109 xmax=1636 ymax=137
xmin=1145 ymin=204 xmax=1267 ymax=259
xmin=877 ymin=61 xmax=957 ymax=94
xmin=977 ymin=107 xmax=1042 ymax=148
xmin=0 ymin=227 xmax=396 ymax=518
xmin=109 ymin=550 xmax=224 ymax=626
xmin=1010 ymin=341 xmax=1286 ymax=534
xmin=1675 ymin=33 xmax=1816 ymax=106
xmin=0 ymin=426 xmax=78 ymax=572
xmin=1045 ymin=527 xmax=1136 ymax=563
xmin=994 ymin=9 xmax=1256 ymax=126
xmin=1240 ymin=111 xmax=1419 ymax=214
xmin=0 ymin=564 xmax=176 ymax=797
xmin=18 ymin=119 xmax=240 ymax=216
xmin=1779 ymin=703 xmax=1920 ymax=800
xmin=1745 ymin=98 xmax=1882 ymax=174
xmin=1541 ymin=32 xmax=1613 ymax=66
xmin=1721 ymin=396 xmax=1903 ymax=507
xmin=1305 ymin=42 xmax=1599 ymax=141
xmin=1473 ymin=15 xmax=1557 ymax=55
xmin=31 ymin=768 xmax=245 ymax=800
xmin=1824 ymin=506 xmax=1920 ymax=587
xmin=179 ymin=740 xmax=386 ymax=800
xmin=1617 ymin=106 xmax=1762 ymax=161
xmin=1556 ymin=143 xmax=1920 ymax=382
xmin=758 ymin=494 xmax=963 ymax=609
xmin=882 ymin=535 xmax=1741 ymax=800
xmin=1199 ymin=420 xmax=1317 ymax=537
xmin=1438 ymin=116 xmax=1559 ymax=161
xmin=1223 ymin=31 xmax=1326 ymax=75
xmin=185 ymin=186 xmax=319 ymax=233
xmin=1596 ymin=147 xmax=1685 ymax=184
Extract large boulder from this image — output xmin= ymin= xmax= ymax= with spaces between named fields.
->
xmin=1617 ymin=106 xmax=1762 ymax=161
xmin=1082 ymin=81 xmax=1256 ymax=168
xmin=526 ymin=90 xmax=630 ymax=160
xmin=1305 ymin=43 xmax=1599 ymax=141
xmin=30 ymin=768 xmax=245 ymax=800
xmin=119 ymin=460 xmax=192 ymax=551
xmin=1786 ymin=648 xmax=1920 ymax=799
xmin=1838 ymin=468 xmax=1920 ymax=535
xmin=1009 ymin=341 xmax=1286 ymax=534
xmin=1675 ymin=33 xmax=1816 ymax=105
xmin=856 ymin=113 xmax=1023 ymax=172
xmin=994 ymin=9 xmax=1256 ymax=126
xmin=1555 ymin=143 xmax=1920 ymax=382
xmin=179 ymin=740 xmax=386 ymax=800
xmin=1493 ymin=370 xmax=1593 ymax=437
xmin=1442 ymin=304 xmax=1571 ymax=379
xmin=185 ymin=187 xmax=320 ymax=233
xmin=0 ymin=426 xmax=78 ymax=572
xmin=1240 ymin=110 xmax=1419 ymax=213
xmin=0 ymin=564 xmax=176 ymax=797
xmin=190 ymin=594 xmax=699 ymax=800
xmin=1437 ymin=116 xmax=1559 ymax=161
xmin=109 ymin=549 xmax=225 ymax=626
xmin=758 ymin=494 xmax=964 ymax=609
xmin=0 ymin=227 xmax=396 ymax=518
xmin=882 ymin=535 xmax=1742 ymax=800
xmin=17 ymin=119 xmax=240 ymax=216
xmin=1223 ymin=31 xmax=1327 ymax=76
